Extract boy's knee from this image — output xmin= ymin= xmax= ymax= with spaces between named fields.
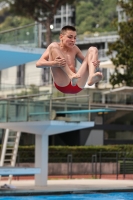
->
xmin=88 ymin=46 xmax=98 ymax=54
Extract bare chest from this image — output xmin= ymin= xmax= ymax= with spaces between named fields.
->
xmin=62 ymin=51 xmax=76 ymax=66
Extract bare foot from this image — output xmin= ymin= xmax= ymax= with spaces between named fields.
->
xmin=88 ymin=72 xmax=103 ymax=86
xmin=71 ymin=73 xmax=80 ymax=86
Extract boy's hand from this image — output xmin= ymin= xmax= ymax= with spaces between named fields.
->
xmin=92 ymin=60 xmax=100 ymax=67
xmin=54 ymin=56 xmax=66 ymax=67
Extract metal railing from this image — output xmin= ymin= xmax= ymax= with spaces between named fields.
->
xmin=0 ymin=92 xmax=90 ymax=123
xmin=10 ymin=150 xmax=133 ymax=180
xmin=0 ymin=23 xmax=39 ymax=47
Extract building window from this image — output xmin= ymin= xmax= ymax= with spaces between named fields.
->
xmin=16 ymin=64 xmax=25 ymax=85
xmin=93 ymin=92 xmax=102 ymax=103
xmin=41 ymin=68 xmax=51 ymax=85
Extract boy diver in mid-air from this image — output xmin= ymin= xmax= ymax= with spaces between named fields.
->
xmin=36 ymin=25 xmax=103 ymax=94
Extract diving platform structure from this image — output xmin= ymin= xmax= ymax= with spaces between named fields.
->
xmin=0 ymin=98 xmax=115 ymax=186
xmin=0 ymin=120 xmax=94 ymax=186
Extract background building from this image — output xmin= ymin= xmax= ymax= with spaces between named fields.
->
xmin=0 ymin=3 xmax=133 ymax=146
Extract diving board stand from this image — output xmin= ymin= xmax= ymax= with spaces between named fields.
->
xmin=0 ymin=108 xmax=116 ymax=186
xmin=0 ymin=120 xmax=95 ymax=186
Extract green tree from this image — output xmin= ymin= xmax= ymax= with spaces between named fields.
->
xmin=0 ymin=9 xmax=33 ymax=31
xmin=0 ymin=0 xmax=118 ymax=37
xmin=2 ymin=0 xmax=75 ymax=46
xmin=76 ymin=0 xmax=117 ymax=34
xmin=107 ymin=0 xmax=133 ymax=88
xmin=17 ymin=84 xmax=39 ymax=96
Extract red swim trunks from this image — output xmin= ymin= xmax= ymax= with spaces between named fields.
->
xmin=54 ymin=82 xmax=83 ymax=94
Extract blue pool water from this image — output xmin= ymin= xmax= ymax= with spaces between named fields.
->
xmin=0 ymin=192 xmax=133 ymax=200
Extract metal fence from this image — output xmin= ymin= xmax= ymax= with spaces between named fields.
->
xmin=0 ymin=23 xmax=39 ymax=47
xmin=12 ymin=151 xmax=133 ymax=180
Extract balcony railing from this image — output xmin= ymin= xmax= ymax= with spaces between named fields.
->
xmin=0 ymin=91 xmax=90 ymax=123
xmin=0 ymin=23 xmax=39 ymax=47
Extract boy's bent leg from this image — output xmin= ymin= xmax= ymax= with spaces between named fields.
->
xmin=76 ymin=47 xmax=103 ymax=88
xmin=87 ymin=47 xmax=103 ymax=86
xmin=51 ymin=67 xmax=70 ymax=87
xmin=49 ymin=45 xmax=80 ymax=86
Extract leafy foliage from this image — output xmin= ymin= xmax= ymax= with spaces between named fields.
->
xmin=76 ymin=0 xmax=118 ymax=34
xmin=14 ymin=145 xmax=133 ymax=163
xmin=0 ymin=0 xmax=118 ymax=47
xmin=17 ymin=84 xmax=39 ymax=96
xmin=0 ymin=7 xmax=33 ymax=31
xmin=1 ymin=0 xmax=118 ymax=35
xmin=1 ymin=0 xmax=75 ymax=46
xmin=107 ymin=0 xmax=133 ymax=87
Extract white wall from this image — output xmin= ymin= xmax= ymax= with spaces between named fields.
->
xmin=1 ymin=66 xmax=17 ymax=85
xmin=25 ymin=61 xmax=43 ymax=86
xmin=1 ymin=61 xmax=44 ymax=87
xmin=85 ymin=130 xmax=104 ymax=145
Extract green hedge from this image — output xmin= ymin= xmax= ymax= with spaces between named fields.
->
xmin=12 ymin=145 xmax=133 ymax=163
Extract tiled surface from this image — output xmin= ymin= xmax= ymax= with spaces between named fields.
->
xmin=0 ymin=179 xmax=133 ymax=195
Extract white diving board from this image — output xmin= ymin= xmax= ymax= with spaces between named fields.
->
xmin=0 ymin=167 xmax=41 ymax=175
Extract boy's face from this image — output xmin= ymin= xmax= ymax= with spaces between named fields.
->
xmin=60 ymin=30 xmax=77 ymax=48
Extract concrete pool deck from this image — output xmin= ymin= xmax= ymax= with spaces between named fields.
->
xmin=0 ymin=179 xmax=133 ymax=195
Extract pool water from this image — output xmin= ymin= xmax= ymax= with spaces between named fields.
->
xmin=0 ymin=192 xmax=133 ymax=200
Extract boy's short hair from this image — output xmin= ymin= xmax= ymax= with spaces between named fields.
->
xmin=60 ymin=25 xmax=76 ymax=35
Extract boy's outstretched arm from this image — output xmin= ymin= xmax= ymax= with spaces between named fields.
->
xmin=36 ymin=46 xmax=54 ymax=68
